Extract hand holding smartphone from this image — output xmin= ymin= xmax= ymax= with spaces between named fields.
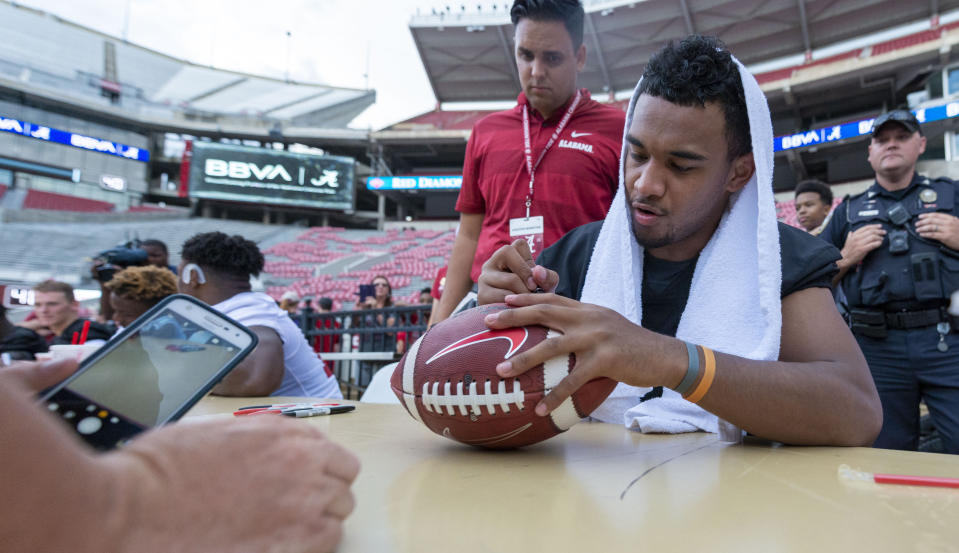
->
xmin=357 ymin=284 xmax=374 ymax=303
xmin=41 ymin=295 xmax=257 ymax=450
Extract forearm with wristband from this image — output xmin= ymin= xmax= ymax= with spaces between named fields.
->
xmin=672 ymin=341 xmax=716 ymax=403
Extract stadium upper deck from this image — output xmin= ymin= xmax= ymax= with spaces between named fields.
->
xmin=374 ymin=0 xmax=959 ymax=192
xmin=0 ymin=1 xmax=374 ymax=135
xmin=408 ymin=0 xmax=959 ymax=103
xmin=0 ymin=0 xmax=386 ymax=224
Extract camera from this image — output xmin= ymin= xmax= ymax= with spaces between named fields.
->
xmin=888 ymin=229 xmax=909 ymax=255
xmin=92 ymin=241 xmax=149 ymax=282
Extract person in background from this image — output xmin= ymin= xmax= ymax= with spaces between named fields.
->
xmin=427 ymin=266 xmax=448 ymax=327
xmin=0 ymin=358 xmax=358 ymax=552
xmin=397 ymin=288 xmax=435 ymax=356
xmin=25 ymin=280 xmax=112 ymax=346
xmin=419 ymin=287 xmax=432 ymax=305
xmin=356 ymin=275 xmax=400 ymax=359
xmin=431 ymin=0 xmax=625 ymax=325
xmin=279 ymin=290 xmax=302 ymax=327
xmin=177 ymin=232 xmax=341 ymax=397
xmin=316 ymin=296 xmax=334 ymax=314
xmin=140 ymin=239 xmax=177 ymax=274
xmin=823 ymin=108 xmax=959 ymax=453
xmin=0 ymin=303 xmax=47 ymax=362
xmin=280 ymin=290 xmax=301 ymax=315
xmin=313 ymin=297 xmax=339 ymax=376
xmin=359 ymin=275 xmax=396 ymax=310
xmin=793 ymin=179 xmax=834 ymax=235
xmin=103 ymin=266 xmax=178 ymax=331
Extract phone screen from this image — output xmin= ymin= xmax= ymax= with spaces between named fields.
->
xmin=61 ymin=299 xmax=252 ymax=427
xmin=359 ymin=284 xmax=374 ymax=302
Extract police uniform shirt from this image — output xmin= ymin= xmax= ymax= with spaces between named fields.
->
xmin=822 ymin=173 xmax=959 ymax=307
xmin=538 ymin=221 xmax=841 ymax=337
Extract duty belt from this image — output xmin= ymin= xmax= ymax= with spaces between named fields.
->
xmin=884 ymin=307 xmax=946 ymax=329
xmin=848 ymin=305 xmax=947 ymax=338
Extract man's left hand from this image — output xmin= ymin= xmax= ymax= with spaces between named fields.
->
xmin=916 ymin=212 xmax=959 ymax=250
xmin=483 ymin=293 xmax=685 ymax=416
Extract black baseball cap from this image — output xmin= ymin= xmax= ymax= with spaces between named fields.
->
xmin=871 ymin=109 xmax=922 ymax=136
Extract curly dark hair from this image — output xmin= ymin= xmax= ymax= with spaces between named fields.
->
xmin=103 ymin=266 xmax=177 ymax=303
xmin=140 ymin=239 xmax=168 ymax=255
xmin=638 ymin=35 xmax=751 ymax=161
xmin=181 ymin=232 xmax=264 ymax=278
xmin=510 ymin=0 xmax=584 ymax=49
xmin=794 ymin=179 xmax=833 ymax=205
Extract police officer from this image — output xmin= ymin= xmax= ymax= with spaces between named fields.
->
xmin=824 ymin=109 xmax=959 ymax=453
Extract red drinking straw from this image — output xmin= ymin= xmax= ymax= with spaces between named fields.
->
xmin=79 ymin=320 xmax=90 ymax=345
xmin=71 ymin=332 xmax=79 ymax=345
xmin=839 ymin=464 xmax=959 ymax=489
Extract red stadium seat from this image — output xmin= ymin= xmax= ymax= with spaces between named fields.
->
xmin=22 ymin=189 xmax=114 ymax=212
xmin=261 ymin=228 xmax=455 ymax=306
xmin=872 ymin=29 xmax=942 ymax=56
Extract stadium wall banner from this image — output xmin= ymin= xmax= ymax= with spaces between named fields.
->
xmin=0 ymin=115 xmax=149 ymax=162
xmin=775 ymin=100 xmax=959 ymax=152
xmin=187 ymin=142 xmax=354 ymax=210
xmin=366 ymin=175 xmax=462 ymax=190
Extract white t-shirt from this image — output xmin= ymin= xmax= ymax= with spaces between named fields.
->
xmin=213 ymin=292 xmax=342 ymax=399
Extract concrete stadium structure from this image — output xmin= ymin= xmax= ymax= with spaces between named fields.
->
xmin=370 ymin=0 xmax=959 ymax=220
xmin=0 ymin=0 xmax=379 ymax=226
xmin=7 ymin=0 xmax=959 ymax=300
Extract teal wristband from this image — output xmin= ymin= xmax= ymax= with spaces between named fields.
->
xmin=673 ymin=341 xmax=701 ymax=396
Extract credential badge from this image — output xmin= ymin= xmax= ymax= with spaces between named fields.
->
xmin=920 ymin=188 xmax=938 ymax=203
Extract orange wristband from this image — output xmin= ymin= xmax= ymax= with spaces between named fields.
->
xmin=684 ymin=346 xmax=715 ymax=403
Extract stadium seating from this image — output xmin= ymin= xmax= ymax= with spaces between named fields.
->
xmin=21 ymin=190 xmax=115 ymax=212
xmin=263 ymin=227 xmax=455 ymax=310
xmin=872 ymin=29 xmax=943 ymax=56
xmin=0 ymin=217 xmax=306 ymax=285
xmin=759 ymin=25 xmax=957 ymax=85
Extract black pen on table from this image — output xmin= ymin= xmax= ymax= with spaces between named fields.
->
xmin=283 ymin=405 xmax=356 ymax=418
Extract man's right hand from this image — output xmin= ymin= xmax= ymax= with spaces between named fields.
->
xmin=477 ymin=239 xmax=560 ymax=306
xmin=840 ymin=224 xmax=886 ymax=267
xmin=111 ymin=416 xmax=360 ymax=553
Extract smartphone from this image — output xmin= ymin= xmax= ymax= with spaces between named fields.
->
xmin=358 ymin=284 xmax=374 ymax=302
xmin=41 ymin=294 xmax=257 ymax=450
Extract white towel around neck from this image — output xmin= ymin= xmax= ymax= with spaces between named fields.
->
xmin=581 ymin=57 xmax=781 ymax=434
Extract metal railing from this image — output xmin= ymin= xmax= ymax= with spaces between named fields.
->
xmin=297 ymin=304 xmax=431 ymax=399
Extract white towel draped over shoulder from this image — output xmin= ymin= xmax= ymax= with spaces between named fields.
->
xmin=580 ymin=57 xmax=781 ymax=434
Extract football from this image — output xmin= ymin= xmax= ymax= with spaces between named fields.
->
xmin=391 ymin=303 xmax=617 ymax=449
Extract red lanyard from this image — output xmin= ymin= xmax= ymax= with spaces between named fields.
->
xmin=521 ymin=90 xmax=582 ymax=218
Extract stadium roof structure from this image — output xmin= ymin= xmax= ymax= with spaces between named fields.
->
xmin=387 ymin=0 xmax=959 ymax=181
xmin=0 ymin=1 xmax=375 ymax=134
xmin=410 ymin=0 xmax=959 ymax=104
